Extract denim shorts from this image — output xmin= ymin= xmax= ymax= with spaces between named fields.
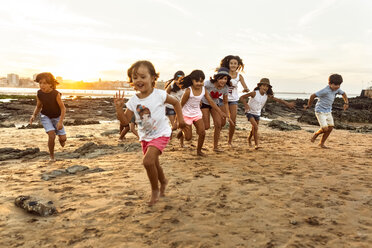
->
xmin=218 ymin=99 xmax=238 ymax=106
xmin=165 ymin=107 xmax=176 ymax=116
xmin=40 ymin=114 xmax=66 ymax=135
xmin=245 ymin=113 xmax=260 ymax=121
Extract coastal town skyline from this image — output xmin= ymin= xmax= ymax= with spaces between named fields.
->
xmin=1 ymin=0 xmax=371 ymax=94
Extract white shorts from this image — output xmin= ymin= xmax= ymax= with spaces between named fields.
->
xmin=315 ymin=112 xmax=334 ymax=128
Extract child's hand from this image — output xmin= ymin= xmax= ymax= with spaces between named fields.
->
xmin=343 ymin=103 xmax=349 ymax=111
xmin=220 ymin=112 xmax=227 ymax=118
xmin=287 ymin=102 xmax=296 ymax=109
xmin=29 ymin=115 xmax=35 ymax=125
xmin=243 ymin=88 xmax=249 ymax=93
xmin=178 ymin=120 xmax=186 ymax=129
xmin=57 ymin=121 xmax=63 ymax=130
xmin=114 ymin=91 xmax=125 ymax=108
xmin=244 ymin=106 xmax=250 ymax=113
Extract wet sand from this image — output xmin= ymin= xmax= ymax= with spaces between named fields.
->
xmin=0 ymin=116 xmax=371 ymax=247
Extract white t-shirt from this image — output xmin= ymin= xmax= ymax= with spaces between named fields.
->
xmin=126 ymin=88 xmax=171 ymax=141
xmin=165 ymin=83 xmax=185 ymax=109
xmin=220 ymin=73 xmax=240 ymax=102
xmin=247 ymin=90 xmax=268 ymax=116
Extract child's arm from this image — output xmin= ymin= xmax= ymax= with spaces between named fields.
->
xmin=180 ymin=88 xmax=190 ymax=108
xmin=30 ymin=96 xmax=43 ymax=125
xmin=342 ymin=92 xmax=349 ymax=110
xmin=204 ymin=91 xmax=233 ymax=125
xmin=114 ymin=91 xmax=131 ymax=126
xmin=239 ymin=74 xmax=249 ymax=92
xmin=239 ymin=91 xmax=256 ymax=112
xmin=304 ymin=93 xmax=316 ymax=109
xmin=165 ymin=95 xmax=186 ymax=129
xmin=56 ymin=93 xmax=66 ymax=130
xmin=270 ymin=96 xmax=295 ymax=109
xmin=222 ymin=94 xmax=230 ymax=116
xmin=166 ymin=84 xmax=172 ymax=94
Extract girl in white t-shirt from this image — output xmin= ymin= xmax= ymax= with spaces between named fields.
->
xmin=240 ymin=78 xmax=294 ymax=150
xmin=178 ymin=70 xmax=227 ymax=156
xmin=114 ymin=60 xmax=186 ymax=206
xmin=165 ymin=71 xmax=185 ymax=131
xmin=220 ymin=55 xmax=250 ymax=147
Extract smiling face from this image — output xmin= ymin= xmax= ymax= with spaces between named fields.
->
xmin=131 ymin=65 xmax=155 ymax=94
xmin=259 ymin=83 xmax=269 ymax=94
xmin=216 ymin=76 xmax=228 ymax=89
xmin=229 ymin=59 xmax=239 ymax=72
xmin=192 ymin=78 xmax=204 ymax=89
xmin=39 ymin=79 xmax=53 ymax=93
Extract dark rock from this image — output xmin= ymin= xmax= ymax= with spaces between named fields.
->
xmin=18 ymin=124 xmax=43 ymax=129
xmin=268 ymin=120 xmax=301 ymax=131
xmin=73 ymin=142 xmax=111 ymax=155
xmin=0 ymin=147 xmax=40 ymax=161
xmin=14 ymin=195 xmax=57 ymax=216
xmin=118 ymin=142 xmax=142 ymax=152
xmin=66 ymin=165 xmax=89 ymax=174
xmin=64 ymin=119 xmax=100 ymax=126
xmin=0 ymin=123 xmax=15 ymax=128
xmin=100 ymin=129 xmax=119 ymax=136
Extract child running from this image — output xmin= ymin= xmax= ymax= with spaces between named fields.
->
xmin=219 ymin=55 xmax=250 ymax=147
xmin=240 ymin=78 xmax=294 ymax=149
xmin=304 ymin=74 xmax=348 ymax=148
xmin=30 ymin=72 xmax=67 ymax=162
xmin=165 ymin=71 xmax=185 ymax=131
xmin=119 ymin=115 xmax=139 ymax=140
xmin=114 ymin=60 xmax=185 ymax=206
xmin=201 ymin=67 xmax=234 ymax=152
xmin=178 ymin=70 xmax=228 ymax=156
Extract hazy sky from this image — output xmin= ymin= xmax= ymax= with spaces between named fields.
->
xmin=1 ymin=0 xmax=371 ymax=93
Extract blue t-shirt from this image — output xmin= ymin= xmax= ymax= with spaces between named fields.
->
xmin=314 ymin=86 xmax=344 ymax=113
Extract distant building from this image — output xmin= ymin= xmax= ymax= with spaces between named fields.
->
xmin=7 ymin=74 xmax=20 ymax=86
xmin=0 ymin=77 xmax=7 ymax=86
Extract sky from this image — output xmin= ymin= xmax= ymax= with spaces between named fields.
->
xmin=0 ymin=0 xmax=371 ymax=93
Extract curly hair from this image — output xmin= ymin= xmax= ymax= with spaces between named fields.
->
xmin=35 ymin=72 xmax=59 ymax=90
xmin=328 ymin=74 xmax=343 ymax=85
xmin=220 ymin=55 xmax=244 ymax=72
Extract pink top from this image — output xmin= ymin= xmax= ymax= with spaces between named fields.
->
xmin=182 ymin=86 xmax=205 ymax=117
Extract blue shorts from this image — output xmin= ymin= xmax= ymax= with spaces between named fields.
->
xmin=40 ymin=114 xmax=66 ymax=135
xmin=165 ymin=107 xmax=176 ymax=116
xmin=245 ymin=113 xmax=260 ymax=121
xmin=201 ymin=101 xmax=223 ymax=109
xmin=218 ymin=99 xmax=239 ymax=106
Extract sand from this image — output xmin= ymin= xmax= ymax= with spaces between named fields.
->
xmin=0 ymin=116 xmax=371 ymax=248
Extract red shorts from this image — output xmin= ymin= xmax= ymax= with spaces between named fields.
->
xmin=141 ymin=136 xmax=170 ymax=155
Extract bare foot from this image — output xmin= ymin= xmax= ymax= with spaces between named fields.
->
xmin=310 ymin=133 xmax=319 ymax=143
xmin=318 ymin=144 xmax=329 ymax=149
xmin=48 ymin=158 xmax=56 ymax=163
xmin=148 ymin=190 xmax=159 ymax=206
xmin=227 ymin=143 xmax=234 ymax=148
xmin=160 ymin=179 xmax=168 ymax=197
xmin=197 ymin=150 xmax=206 ymax=157
xmin=248 ymin=139 xmax=252 ymax=147
xmin=254 ymin=145 xmax=261 ymax=150
xmin=213 ymin=148 xmax=224 ymax=153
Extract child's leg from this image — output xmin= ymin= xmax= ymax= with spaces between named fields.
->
xmin=228 ymin=104 xmax=237 ymax=146
xmin=249 ymin=118 xmax=259 ymax=149
xmin=219 ymin=105 xmax=227 ymax=127
xmin=154 ymin=155 xmax=168 ymax=197
xmin=119 ymin=125 xmax=130 ymax=140
xmin=143 ymin=146 xmax=162 ymax=206
xmin=319 ymin=126 xmax=333 ymax=148
xmin=47 ymin=131 xmax=56 ymax=160
xmin=168 ymin=115 xmax=177 ymax=131
xmin=58 ymin=134 xmax=67 ymax=147
xmin=311 ymin=128 xmax=324 ymax=142
xmin=210 ymin=108 xmax=223 ymax=151
xmin=201 ymin=108 xmax=211 ymax=130
xmin=129 ymin=123 xmax=139 ymax=139
xmin=193 ymin=119 xmax=206 ymax=156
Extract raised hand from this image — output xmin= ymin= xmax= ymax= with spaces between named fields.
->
xmin=287 ymin=101 xmax=296 ymax=109
xmin=114 ymin=90 xmax=125 ymax=108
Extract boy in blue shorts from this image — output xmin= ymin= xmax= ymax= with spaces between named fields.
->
xmin=304 ymin=74 xmax=349 ymax=148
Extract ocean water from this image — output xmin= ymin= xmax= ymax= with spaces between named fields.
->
xmin=0 ymin=87 xmax=358 ymax=100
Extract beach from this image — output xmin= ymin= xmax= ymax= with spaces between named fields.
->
xmin=0 ymin=97 xmax=371 ymax=247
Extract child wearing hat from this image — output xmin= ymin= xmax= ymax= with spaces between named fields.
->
xmin=201 ymin=67 xmax=234 ymax=152
xmin=240 ymin=78 xmax=295 ymax=149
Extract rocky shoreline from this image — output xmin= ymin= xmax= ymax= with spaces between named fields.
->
xmin=1 ymin=95 xmax=371 ymax=132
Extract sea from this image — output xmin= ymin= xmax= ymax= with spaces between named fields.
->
xmin=0 ymin=87 xmax=359 ymax=101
